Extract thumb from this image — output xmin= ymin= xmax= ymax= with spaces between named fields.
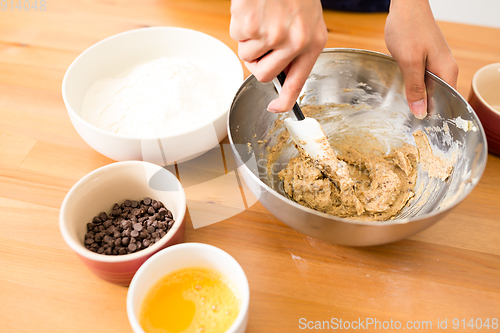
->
xmin=267 ymin=69 xmax=305 ymax=113
xmin=399 ymin=60 xmax=428 ymax=119
xmin=267 ymin=84 xmax=300 ymax=113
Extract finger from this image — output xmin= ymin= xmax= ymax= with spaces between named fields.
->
xmin=245 ymin=48 xmax=297 ymax=83
xmin=237 ymin=39 xmax=272 ymax=63
xmin=427 ymin=56 xmax=459 ymax=90
xmin=267 ymin=53 xmax=317 ymax=113
xmin=229 ymin=16 xmax=259 ymax=42
xmin=397 ymin=55 xmax=428 ymax=119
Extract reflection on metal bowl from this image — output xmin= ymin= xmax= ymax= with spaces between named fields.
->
xmin=228 ymin=48 xmax=487 ymax=246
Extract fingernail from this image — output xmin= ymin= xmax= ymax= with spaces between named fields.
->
xmin=410 ymin=99 xmax=427 ymax=119
xmin=267 ymin=99 xmax=279 ymax=113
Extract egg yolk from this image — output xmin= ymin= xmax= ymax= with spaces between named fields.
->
xmin=139 ymin=267 xmax=240 ymax=333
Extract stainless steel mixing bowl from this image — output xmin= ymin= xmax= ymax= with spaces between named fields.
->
xmin=228 ymin=48 xmax=487 ymax=246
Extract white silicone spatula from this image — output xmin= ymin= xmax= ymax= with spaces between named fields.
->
xmin=272 ymin=72 xmax=364 ymax=214
xmin=271 ymin=71 xmax=339 ymax=168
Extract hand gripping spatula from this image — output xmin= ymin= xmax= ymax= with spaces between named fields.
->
xmin=272 ymin=72 xmax=364 ymax=214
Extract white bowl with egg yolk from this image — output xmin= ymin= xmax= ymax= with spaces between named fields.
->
xmin=127 ymin=242 xmax=249 ymax=333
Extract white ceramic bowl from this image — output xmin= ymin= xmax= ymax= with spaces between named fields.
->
xmin=127 ymin=243 xmax=250 ymax=333
xmin=59 ymin=161 xmax=187 ymax=286
xmin=62 ymin=27 xmax=244 ymax=164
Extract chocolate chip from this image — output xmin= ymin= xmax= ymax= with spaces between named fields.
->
xmin=84 ymin=198 xmax=174 ymax=256
xmin=128 ymin=243 xmax=137 ymax=252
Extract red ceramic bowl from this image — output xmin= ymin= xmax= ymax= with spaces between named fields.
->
xmin=468 ymin=62 xmax=500 ymax=155
xmin=59 ymin=161 xmax=186 ymax=286
xmin=483 ymin=127 xmax=500 ymax=155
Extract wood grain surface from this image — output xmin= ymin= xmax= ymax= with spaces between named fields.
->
xmin=1 ymin=1 xmax=499 ymax=332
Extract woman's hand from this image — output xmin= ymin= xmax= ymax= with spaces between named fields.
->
xmin=230 ymin=0 xmax=328 ymax=113
xmin=385 ymin=0 xmax=459 ymax=118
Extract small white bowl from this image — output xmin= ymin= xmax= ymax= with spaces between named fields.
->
xmin=127 ymin=243 xmax=250 ymax=333
xmin=59 ymin=161 xmax=187 ymax=286
xmin=62 ymin=27 xmax=244 ymax=164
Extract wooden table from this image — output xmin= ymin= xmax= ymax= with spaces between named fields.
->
xmin=1 ymin=1 xmax=499 ymax=332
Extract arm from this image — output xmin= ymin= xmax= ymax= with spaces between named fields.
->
xmin=230 ymin=0 xmax=328 ymax=113
xmin=385 ymin=0 xmax=459 ymax=118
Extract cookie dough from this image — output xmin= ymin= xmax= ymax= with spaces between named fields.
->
xmin=278 ymin=127 xmax=452 ymax=221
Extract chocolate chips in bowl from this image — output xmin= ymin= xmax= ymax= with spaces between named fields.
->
xmin=84 ymin=197 xmax=175 ymax=255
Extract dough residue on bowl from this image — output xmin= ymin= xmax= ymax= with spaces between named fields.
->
xmin=276 ymin=106 xmax=453 ymax=221
xmin=413 ymin=130 xmax=453 ymax=180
